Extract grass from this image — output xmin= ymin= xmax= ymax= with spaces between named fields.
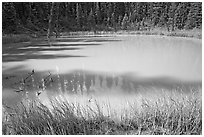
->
xmin=2 ymin=88 xmax=202 ymax=135
xmin=2 ymin=28 xmax=201 ymax=45
xmin=64 ymin=28 xmax=202 ymax=39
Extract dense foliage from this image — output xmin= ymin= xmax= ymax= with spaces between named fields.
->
xmin=2 ymin=2 xmax=202 ymax=34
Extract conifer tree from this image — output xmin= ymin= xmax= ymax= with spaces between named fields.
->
xmin=168 ymin=2 xmax=176 ymax=31
xmin=121 ymin=13 xmax=128 ymax=30
xmin=185 ymin=2 xmax=202 ymax=29
xmin=95 ymin=2 xmax=101 ymax=24
xmin=76 ymin=3 xmax=82 ymax=28
xmin=2 ymin=3 xmax=18 ymax=33
xmin=88 ymin=8 xmax=96 ymax=32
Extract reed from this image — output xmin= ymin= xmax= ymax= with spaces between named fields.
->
xmin=2 ymin=88 xmax=202 ymax=135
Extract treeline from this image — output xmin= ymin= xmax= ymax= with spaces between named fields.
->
xmin=2 ymin=2 xmax=202 ymax=34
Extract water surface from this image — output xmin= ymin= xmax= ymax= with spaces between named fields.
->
xmin=2 ymin=35 xmax=202 ymax=107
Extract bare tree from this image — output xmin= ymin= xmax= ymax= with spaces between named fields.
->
xmin=47 ymin=2 xmax=55 ymax=46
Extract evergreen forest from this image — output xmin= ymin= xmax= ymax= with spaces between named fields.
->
xmin=2 ymin=2 xmax=202 ymax=35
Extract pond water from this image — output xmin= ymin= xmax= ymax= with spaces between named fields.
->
xmin=2 ymin=35 xmax=202 ymax=108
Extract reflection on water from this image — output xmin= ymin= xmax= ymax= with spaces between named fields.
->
xmin=2 ymin=70 xmax=201 ymax=108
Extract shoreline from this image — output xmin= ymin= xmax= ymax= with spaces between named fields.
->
xmin=2 ymin=29 xmax=202 ymax=45
xmin=64 ymin=29 xmax=202 ymax=39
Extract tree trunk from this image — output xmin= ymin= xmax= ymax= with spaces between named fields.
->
xmin=55 ymin=3 xmax=60 ymax=38
xmin=47 ymin=2 xmax=55 ymax=46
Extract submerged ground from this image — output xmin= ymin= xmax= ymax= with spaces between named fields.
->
xmin=2 ymin=34 xmax=202 ymax=135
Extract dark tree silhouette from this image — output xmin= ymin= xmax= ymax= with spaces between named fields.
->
xmin=2 ymin=2 xmax=202 ymax=34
